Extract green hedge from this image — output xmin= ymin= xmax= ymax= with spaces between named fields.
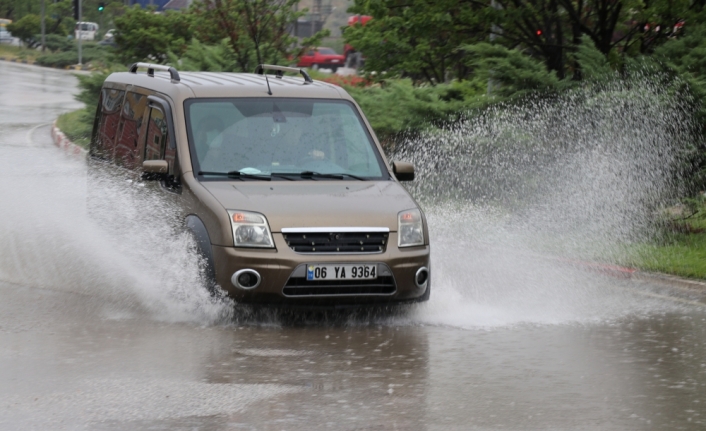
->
xmin=35 ymin=44 xmax=109 ymax=68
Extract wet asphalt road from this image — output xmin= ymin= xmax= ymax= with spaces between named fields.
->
xmin=1 ymin=61 xmax=706 ymax=430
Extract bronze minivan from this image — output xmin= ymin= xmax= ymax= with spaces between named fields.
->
xmin=89 ymin=63 xmax=430 ymax=306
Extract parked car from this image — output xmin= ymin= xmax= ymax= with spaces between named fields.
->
xmin=99 ymin=29 xmax=116 ymax=47
xmin=296 ymin=47 xmax=345 ymax=72
xmin=0 ymin=27 xmax=13 ymax=44
xmin=88 ymin=63 xmax=431 ymax=307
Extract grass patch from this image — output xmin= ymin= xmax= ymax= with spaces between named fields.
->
xmin=56 ymin=108 xmax=92 ymax=149
xmin=627 ymin=234 xmax=706 ymax=279
xmin=622 ymin=198 xmax=706 ymax=280
xmin=0 ymin=44 xmax=42 ymax=62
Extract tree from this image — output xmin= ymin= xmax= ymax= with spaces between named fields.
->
xmin=190 ymin=0 xmax=329 ymax=73
xmin=344 ymin=0 xmax=490 ymax=85
xmin=6 ymin=14 xmax=41 ymax=47
xmin=0 ymin=0 xmax=40 ymax=20
xmin=113 ymin=6 xmax=193 ymax=64
xmin=46 ymin=0 xmax=75 ymax=36
xmin=490 ymin=0 xmax=570 ymax=78
xmin=491 ymin=0 xmax=691 ymax=78
xmin=462 ymin=42 xmax=563 ymax=96
xmin=1 ymin=0 xmax=74 ymax=38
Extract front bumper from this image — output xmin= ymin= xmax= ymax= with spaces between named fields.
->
xmin=212 ymin=232 xmax=430 ymax=305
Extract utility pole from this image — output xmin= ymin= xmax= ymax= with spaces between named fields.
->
xmin=78 ymin=0 xmax=82 ymax=66
xmin=41 ymin=0 xmax=46 ymax=52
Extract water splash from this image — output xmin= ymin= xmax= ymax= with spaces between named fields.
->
xmin=0 ymin=147 xmax=233 ymax=324
xmin=394 ymin=74 xmax=698 ymax=328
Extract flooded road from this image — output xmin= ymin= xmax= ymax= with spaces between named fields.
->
xmin=1 ymin=61 xmax=706 ymax=430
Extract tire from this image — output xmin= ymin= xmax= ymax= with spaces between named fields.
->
xmin=185 ymin=215 xmax=217 ymax=294
xmin=330 ymin=66 xmax=338 ymax=73
xmin=345 ymin=52 xmax=355 ymax=69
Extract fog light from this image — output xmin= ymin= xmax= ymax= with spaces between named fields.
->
xmin=415 ymin=267 xmax=429 ymax=288
xmin=232 ymin=269 xmax=261 ymax=290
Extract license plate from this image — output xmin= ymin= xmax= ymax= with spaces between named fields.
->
xmin=306 ymin=264 xmax=377 ymax=280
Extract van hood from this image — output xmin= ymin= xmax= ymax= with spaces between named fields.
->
xmin=200 ymin=181 xmax=417 ymax=232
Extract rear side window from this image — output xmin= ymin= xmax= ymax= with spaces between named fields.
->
xmin=93 ymin=88 xmax=125 ymax=160
xmin=114 ymin=91 xmax=148 ymax=169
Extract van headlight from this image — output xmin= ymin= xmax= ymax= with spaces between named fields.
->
xmin=228 ymin=210 xmax=274 ymax=248
xmin=398 ymin=209 xmax=424 ymax=247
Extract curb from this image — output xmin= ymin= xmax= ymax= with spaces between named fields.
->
xmin=561 ymin=258 xmax=706 ymax=291
xmin=556 ymin=258 xmax=636 ymax=279
xmin=0 ymin=57 xmax=91 ymax=71
xmin=632 ymin=270 xmax=706 ymax=291
xmin=522 ymin=250 xmax=706 ymax=291
xmin=51 ymin=120 xmax=87 ymax=158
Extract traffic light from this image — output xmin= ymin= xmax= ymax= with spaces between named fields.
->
xmin=536 ymin=29 xmax=543 ymax=36
xmin=72 ymin=0 xmax=79 ymax=20
xmin=98 ymin=2 xmax=105 ymax=12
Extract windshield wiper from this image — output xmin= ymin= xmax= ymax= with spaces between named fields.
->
xmin=271 ymin=171 xmax=366 ymax=180
xmin=198 ymin=170 xmax=271 ymax=181
xmin=338 ymin=173 xmax=367 ymax=181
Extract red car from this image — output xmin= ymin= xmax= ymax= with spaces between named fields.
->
xmin=296 ymin=47 xmax=345 ymax=72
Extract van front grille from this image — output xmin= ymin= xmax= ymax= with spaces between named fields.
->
xmin=283 ymin=231 xmax=389 ymax=254
xmin=282 ymin=276 xmax=396 ymax=297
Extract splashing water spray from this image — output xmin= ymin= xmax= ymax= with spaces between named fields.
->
xmin=394 ymin=72 xmax=699 ymax=328
xmin=0 ymin=71 xmax=697 ymax=328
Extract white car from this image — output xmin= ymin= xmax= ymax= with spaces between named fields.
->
xmin=0 ymin=28 xmax=14 ymax=44
xmin=74 ymin=22 xmax=99 ymax=41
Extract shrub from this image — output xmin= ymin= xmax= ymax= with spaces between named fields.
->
xmin=344 ymin=79 xmax=488 ymax=143
xmin=42 ymin=34 xmax=73 ymax=52
xmin=35 ymin=45 xmax=109 ymax=68
xmin=7 ymin=14 xmax=41 ymax=48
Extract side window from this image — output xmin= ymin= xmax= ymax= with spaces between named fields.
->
xmin=143 ymin=101 xmax=180 ymax=189
xmin=94 ymin=88 xmax=125 ymax=160
xmin=114 ymin=91 xmax=148 ymax=170
xmin=144 ymin=106 xmax=168 ymax=162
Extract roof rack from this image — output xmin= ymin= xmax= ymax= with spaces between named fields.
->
xmin=129 ymin=62 xmax=180 ymax=82
xmin=255 ymin=64 xmax=313 ymax=84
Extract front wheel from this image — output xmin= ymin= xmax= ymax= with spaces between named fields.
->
xmin=185 ymin=216 xmax=217 ymax=295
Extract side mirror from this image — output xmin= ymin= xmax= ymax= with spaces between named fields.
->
xmin=393 ymin=161 xmax=415 ymax=181
xmin=142 ymin=160 xmax=168 ymax=179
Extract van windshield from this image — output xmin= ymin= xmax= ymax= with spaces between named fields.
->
xmin=185 ymin=98 xmax=388 ymax=180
